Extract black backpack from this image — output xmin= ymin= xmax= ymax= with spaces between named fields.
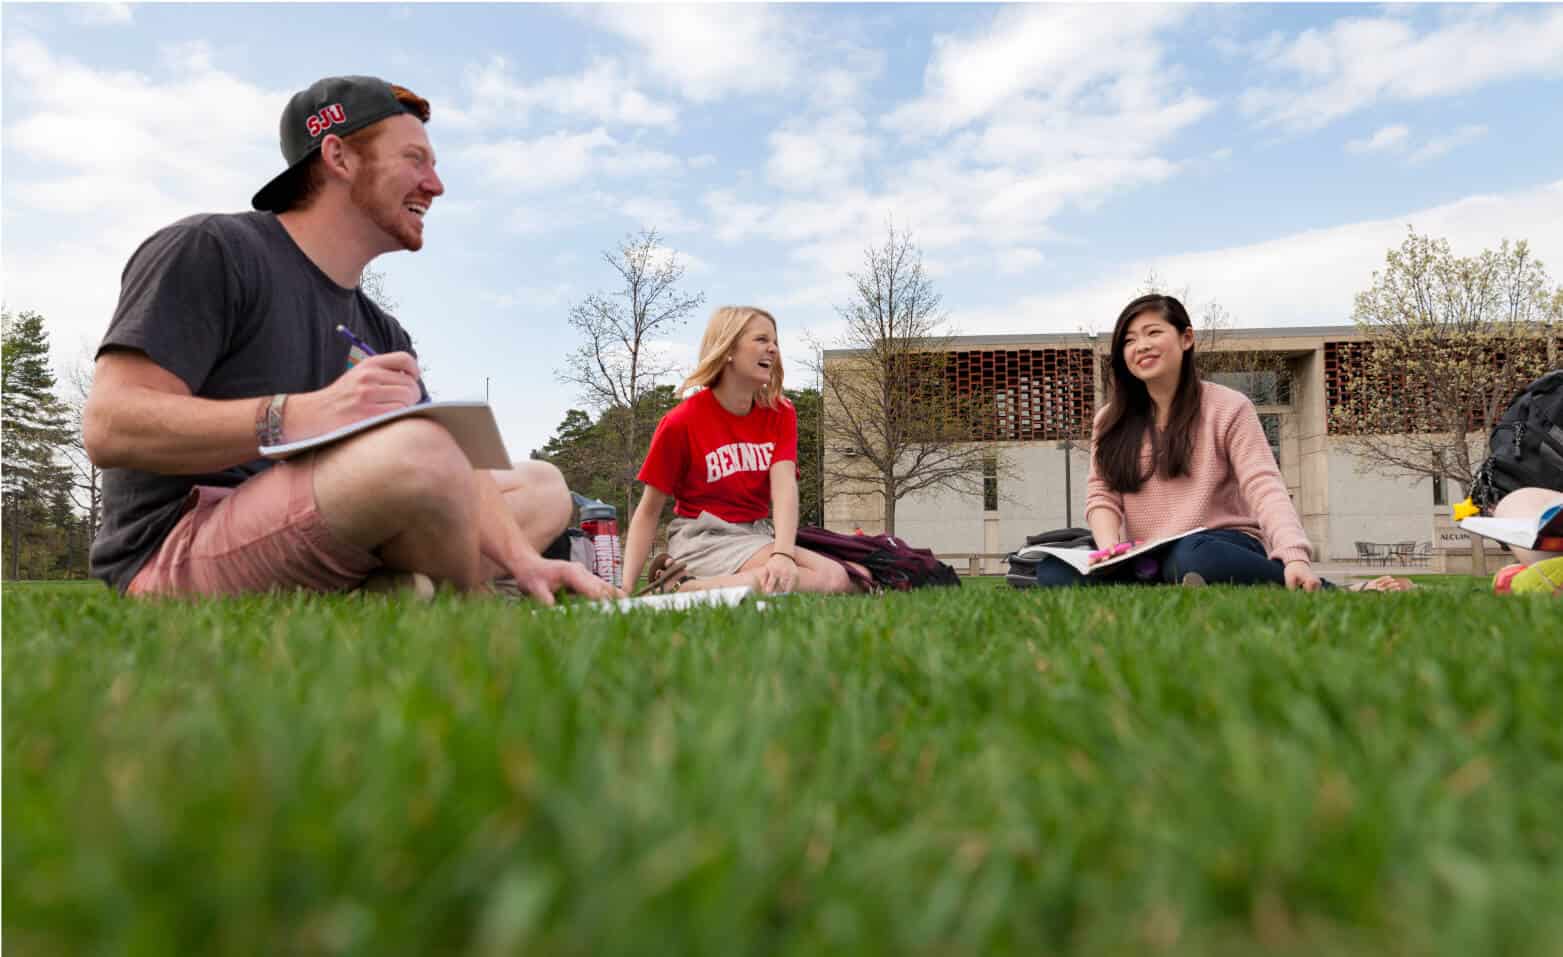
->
xmin=795 ymin=526 xmax=961 ymax=592
xmin=1005 ymin=527 xmax=1094 ymax=589
xmin=1470 ymin=369 xmax=1563 ymax=511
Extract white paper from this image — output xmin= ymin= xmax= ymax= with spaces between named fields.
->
xmin=1459 ymin=504 xmax=1563 ymax=549
xmin=260 ymin=400 xmax=511 ymax=469
xmin=1020 ymin=545 xmax=1093 ymax=575
xmin=1017 ymin=527 xmax=1208 ymax=577
xmin=600 ymin=585 xmax=759 ymax=613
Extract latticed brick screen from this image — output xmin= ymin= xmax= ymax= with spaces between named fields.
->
xmin=1323 ymin=341 xmax=1378 ymax=433
xmin=943 ymin=348 xmax=1096 ymax=441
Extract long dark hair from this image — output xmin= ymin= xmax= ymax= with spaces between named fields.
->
xmin=1094 ymin=294 xmax=1203 ymax=493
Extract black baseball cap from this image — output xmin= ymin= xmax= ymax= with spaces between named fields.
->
xmin=252 ymin=75 xmax=421 ymax=212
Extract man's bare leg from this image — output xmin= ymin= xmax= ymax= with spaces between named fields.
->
xmin=311 ymin=418 xmax=486 ymax=590
xmin=489 ymin=461 xmax=573 ymax=551
xmin=472 ymin=461 xmax=575 ymax=582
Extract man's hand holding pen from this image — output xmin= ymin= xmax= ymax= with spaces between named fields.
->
xmin=280 ymin=351 xmax=424 ymax=442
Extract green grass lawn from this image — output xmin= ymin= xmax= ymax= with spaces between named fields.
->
xmin=4 ymin=579 xmax=1560 ymax=956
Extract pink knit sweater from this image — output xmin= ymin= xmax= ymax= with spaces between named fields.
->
xmin=1084 ymin=381 xmax=1313 ymax=565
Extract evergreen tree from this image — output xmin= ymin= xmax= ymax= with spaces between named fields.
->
xmin=785 ymin=387 xmax=824 ymax=526
xmin=2 ymin=310 xmax=74 ymax=579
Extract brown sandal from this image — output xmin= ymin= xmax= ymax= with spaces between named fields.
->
xmin=634 ymin=554 xmax=691 ymax=597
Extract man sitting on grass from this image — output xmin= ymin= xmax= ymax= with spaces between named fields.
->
xmin=85 ymin=75 xmax=617 ymax=604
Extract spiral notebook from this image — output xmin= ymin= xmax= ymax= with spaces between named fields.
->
xmin=260 ymin=401 xmax=511 ymax=470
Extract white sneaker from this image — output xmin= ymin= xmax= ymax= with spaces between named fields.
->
xmin=1180 ymin=572 xmax=1207 ymax=588
xmin=359 ymin=570 xmax=436 ymax=601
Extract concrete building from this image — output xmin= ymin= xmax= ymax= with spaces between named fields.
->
xmin=822 ymin=325 xmax=1522 ymax=572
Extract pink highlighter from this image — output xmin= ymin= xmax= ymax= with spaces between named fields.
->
xmin=1088 ymin=540 xmax=1141 ymax=563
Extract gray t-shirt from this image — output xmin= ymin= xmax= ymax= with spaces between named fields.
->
xmin=90 ymin=211 xmax=415 ymax=592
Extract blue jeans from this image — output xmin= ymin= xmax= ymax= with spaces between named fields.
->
xmin=1033 ymin=529 xmax=1331 ymax=588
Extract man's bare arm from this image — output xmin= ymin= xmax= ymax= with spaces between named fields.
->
xmin=85 ymin=349 xmax=423 ymax=474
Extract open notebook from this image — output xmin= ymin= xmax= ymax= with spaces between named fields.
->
xmin=1016 ymin=527 xmax=1208 ymax=576
xmin=1459 ymin=503 xmax=1563 ymax=551
xmin=260 ymin=401 xmax=511 ymax=470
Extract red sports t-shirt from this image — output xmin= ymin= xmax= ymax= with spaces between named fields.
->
xmin=637 ymin=388 xmax=798 ymax=523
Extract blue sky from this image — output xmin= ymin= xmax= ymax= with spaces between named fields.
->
xmin=5 ymin=2 xmax=1562 ymax=458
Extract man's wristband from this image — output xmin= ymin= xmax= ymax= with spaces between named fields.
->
xmin=255 ymin=393 xmax=288 ymax=451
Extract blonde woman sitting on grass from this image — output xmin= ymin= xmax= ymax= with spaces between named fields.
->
xmin=621 ymin=306 xmax=868 ymax=596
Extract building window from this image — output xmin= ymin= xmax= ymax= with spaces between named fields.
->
xmin=983 ymin=456 xmax=998 ymax=512
xmin=1207 ymin=369 xmax=1292 ymax=406
xmin=1432 ymin=452 xmax=1447 ymax=506
xmin=1258 ymin=414 xmax=1282 ymax=466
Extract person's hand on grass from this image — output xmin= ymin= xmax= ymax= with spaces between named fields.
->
xmin=1351 ymin=575 xmax=1415 ymax=592
xmin=757 ymin=552 xmax=798 ymax=593
xmin=1284 ymin=560 xmax=1321 ymax=592
xmin=507 ymin=555 xmax=623 ymax=604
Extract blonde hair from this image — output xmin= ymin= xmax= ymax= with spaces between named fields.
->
xmin=680 ymin=306 xmax=786 ymax=409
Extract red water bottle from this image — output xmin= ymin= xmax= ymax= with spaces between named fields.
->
xmin=578 ymin=500 xmax=622 ymax=588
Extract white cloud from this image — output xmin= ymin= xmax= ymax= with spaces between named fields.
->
xmin=996 ymin=248 xmax=1046 ymax=276
xmin=766 ymin=110 xmax=874 ymax=193
xmin=886 ymin=5 xmax=1194 ymax=137
xmin=585 ymin=5 xmax=803 ymax=103
xmin=2 ymin=34 xmax=287 ymax=364
xmin=459 ymin=128 xmax=681 ymax=193
xmin=480 ymin=283 xmax=575 ymax=311
xmin=1243 ymin=7 xmax=1563 ymax=131
xmin=1346 ymin=123 xmax=1410 ymax=154
xmin=1408 ymin=124 xmax=1487 ymax=164
xmin=70 ymin=3 xmax=132 ymax=26
xmin=616 ymin=196 xmax=701 ymax=234
xmin=446 ymin=55 xmax=678 ymax=132
xmin=705 ymin=6 xmax=1214 ymax=291
xmin=638 ymin=240 xmax=707 ymax=278
xmin=1343 ymin=123 xmax=1488 ymax=163
xmin=701 ymin=189 xmax=773 ymax=244
xmin=951 ymin=179 xmax=1563 ymax=336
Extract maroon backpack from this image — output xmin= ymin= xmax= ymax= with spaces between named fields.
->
xmin=795 ymin=525 xmax=962 ymax=592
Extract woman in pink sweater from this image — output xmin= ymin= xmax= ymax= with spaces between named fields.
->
xmin=1036 ymin=293 xmax=1405 ymax=590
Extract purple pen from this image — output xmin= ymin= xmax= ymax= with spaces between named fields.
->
xmin=335 ymin=324 xmax=378 ymax=363
xmin=336 ymin=324 xmax=430 ymax=404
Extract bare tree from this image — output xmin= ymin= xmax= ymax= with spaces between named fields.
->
xmin=359 ymin=266 xmax=397 ymax=312
xmin=822 ymin=222 xmax=1002 ymax=534
xmin=1135 ymin=270 xmax=1290 ymax=386
xmin=556 ymin=228 xmax=705 ymax=518
xmin=58 ymin=354 xmax=101 ymax=548
xmin=1332 ymin=230 xmax=1562 ymax=573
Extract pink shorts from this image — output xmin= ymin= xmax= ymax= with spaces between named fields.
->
xmin=127 ymin=456 xmax=380 ymax=597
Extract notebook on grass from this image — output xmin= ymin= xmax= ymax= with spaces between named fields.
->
xmin=1016 ymin=526 xmax=1208 ymax=576
xmin=260 ymin=401 xmax=511 ymax=470
xmin=600 ymin=585 xmax=761 ymax=613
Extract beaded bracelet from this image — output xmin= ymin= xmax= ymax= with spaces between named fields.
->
xmin=254 ymin=393 xmax=287 ymax=450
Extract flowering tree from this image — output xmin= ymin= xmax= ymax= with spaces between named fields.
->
xmin=1331 ymin=230 xmax=1561 ymax=571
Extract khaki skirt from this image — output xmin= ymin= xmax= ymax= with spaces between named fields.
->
xmin=666 ymin=511 xmax=775 ymax=579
